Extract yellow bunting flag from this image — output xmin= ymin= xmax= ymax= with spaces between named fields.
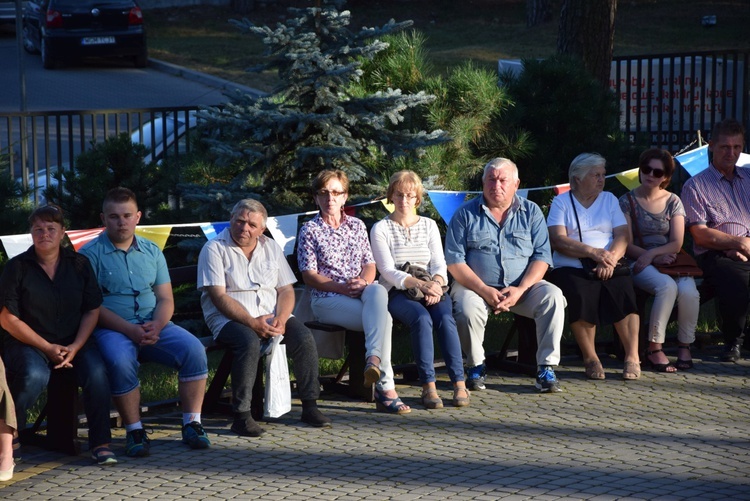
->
xmin=135 ymin=225 xmax=172 ymax=250
xmin=615 ymin=168 xmax=641 ymax=191
xmin=380 ymin=199 xmax=395 ymax=213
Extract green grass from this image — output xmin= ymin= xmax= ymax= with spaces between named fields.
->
xmin=144 ymin=0 xmax=750 ymax=94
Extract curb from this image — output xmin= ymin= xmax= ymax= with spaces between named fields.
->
xmin=148 ymin=58 xmax=268 ymax=99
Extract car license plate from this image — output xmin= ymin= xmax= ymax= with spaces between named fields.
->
xmin=81 ymin=36 xmax=115 ymax=45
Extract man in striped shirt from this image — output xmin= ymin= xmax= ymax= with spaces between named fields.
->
xmin=682 ymin=119 xmax=750 ymax=362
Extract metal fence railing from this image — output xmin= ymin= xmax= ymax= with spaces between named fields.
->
xmin=611 ymin=50 xmax=749 ymax=151
xmin=1 ymin=106 xmax=200 ymax=204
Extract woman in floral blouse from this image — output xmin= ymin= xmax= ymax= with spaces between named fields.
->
xmin=297 ymin=170 xmax=410 ymax=414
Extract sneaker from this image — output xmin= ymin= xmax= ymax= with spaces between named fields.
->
xmin=182 ymin=421 xmax=211 ymax=449
xmin=535 ymin=366 xmax=562 ymax=393
xmin=125 ymin=428 xmax=150 ymax=458
xmin=466 ymin=364 xmax=486 ymax=391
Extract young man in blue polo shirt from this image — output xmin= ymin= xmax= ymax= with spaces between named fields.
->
xmin=81 ymin=187 xmax=210 ymax=456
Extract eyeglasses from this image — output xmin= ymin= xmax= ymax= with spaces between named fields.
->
xmin=640 ymin=165 xmax=665 ymax=178
xmin=393 ymin=192 xmax=417 ymax=201
xmin=315 ymin=189 xmax=347 ymax=198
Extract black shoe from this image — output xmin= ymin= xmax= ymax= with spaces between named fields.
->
xmin=721 ymin=343 xmax=741 ymax=363
xmin=231 ymin=415 xmax=265 ymax=437
xmin=301 ymin=407 xmax=332 ymax=428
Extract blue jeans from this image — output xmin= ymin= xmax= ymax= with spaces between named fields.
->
xmin=216 ymin=316 xmax=320 ymax=415
xmin=388 ymin=292 xmax=465 ymax=385
xmin=4 ymin=340 xmax=112 ymax=448
xmin=93 ymin=322 xmax=208 ymax=396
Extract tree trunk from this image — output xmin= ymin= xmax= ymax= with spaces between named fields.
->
xmin=526 ymin=0 xmax=552 ymax=28
xmin=557 ymin=0 xmax=617 ymax=87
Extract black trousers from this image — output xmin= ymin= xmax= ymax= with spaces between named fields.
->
xmin=700 ymin=251 xmax=750 ymax=346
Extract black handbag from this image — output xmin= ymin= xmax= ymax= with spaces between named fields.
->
xmin=569 ymin=192 xmax=630 ymax=280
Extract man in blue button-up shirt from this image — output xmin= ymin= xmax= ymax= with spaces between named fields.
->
xmin=446 ymin=158 xmax=566 ymax=393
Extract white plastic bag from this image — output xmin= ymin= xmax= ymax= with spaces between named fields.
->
xmin=264 ymin=335 xmax=292 ymax=419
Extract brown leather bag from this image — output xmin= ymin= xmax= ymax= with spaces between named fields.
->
xmin=653 ymin=249 xmax=703 ymax=277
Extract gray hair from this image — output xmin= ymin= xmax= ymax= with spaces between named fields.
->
xmin=230 ymin=198 xmax=268 ymax=225
xmin=482 ymin=157 xmax=519 ymax=181
xmin=569 ymin=153 xmax=606 ymax=189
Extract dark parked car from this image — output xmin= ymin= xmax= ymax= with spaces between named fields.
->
xmin=22 ymin=0 xmax=147 ymax=69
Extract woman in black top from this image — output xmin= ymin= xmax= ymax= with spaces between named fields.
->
xmin=0 ymin=205 xmax=116 ymax=465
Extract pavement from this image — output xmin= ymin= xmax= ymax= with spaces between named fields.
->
xmin=2 ymin=342 xmax=749 ymax=500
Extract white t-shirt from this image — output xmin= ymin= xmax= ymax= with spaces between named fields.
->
xmin=546 ymin=191 xmax=627 ymax=269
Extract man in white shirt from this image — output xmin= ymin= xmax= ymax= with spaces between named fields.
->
xmin=198 ymin=199 xmax=331 ymax=436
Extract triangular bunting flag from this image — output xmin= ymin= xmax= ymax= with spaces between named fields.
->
xmin=615 ymin=168 xmax=641 ymax=191
xmin=266 ymin=214 xmax=299 ymax=256
xmin=427 ymin=191 xmax=468 ymax=225
xmin=675 ymin=145 xmax=709 ymax=177
xmin=135 ymin=225 xmax=172 ymax=250
xmin=0 ymin=234 xmax=33 ymax=259
xmin=66 ymin=228 xmax=104 ymax=250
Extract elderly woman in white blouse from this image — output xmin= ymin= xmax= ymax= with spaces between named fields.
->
xmin=371 ymin=171 xmax=469 ymax=409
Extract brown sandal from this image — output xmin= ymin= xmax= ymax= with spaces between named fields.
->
xmin=421 ymin=388 xmax=444 ymax=409
xmin=584 ymin=360 xmax=606 ymax=380
xmin=623 ymin=360 xmax=641 ymax=380
xmin=452 ymin=387 xmax=470 ymax=407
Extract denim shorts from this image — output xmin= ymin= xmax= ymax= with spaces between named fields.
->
xmin=93 ymin=322 xmax=208 ymax=396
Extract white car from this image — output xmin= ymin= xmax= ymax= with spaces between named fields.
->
xmin=131 ymin=110 xmax=198 ymax=164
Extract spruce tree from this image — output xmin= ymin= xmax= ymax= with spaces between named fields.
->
xmin=184 ymin=0 xmax=448 ymax=216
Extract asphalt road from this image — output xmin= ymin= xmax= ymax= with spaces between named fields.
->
xmin=0 ymin=30 xmax=245 ymax=112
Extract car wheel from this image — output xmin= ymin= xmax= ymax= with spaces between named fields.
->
xmin=133 ymin=50 xmax=148 ymax=68
xmin=41 ymin=37 xmax=58 ymax=69
xmin=22 ymin=25 xmax=39 ymax=54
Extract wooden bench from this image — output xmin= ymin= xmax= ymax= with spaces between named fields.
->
xmin=309 ymin=312 xmax=540 ymax=394
xmin=486 ymin=315 xmax=538 ymax=377
xmin=304 ymin=321 xmax=373 ymax=401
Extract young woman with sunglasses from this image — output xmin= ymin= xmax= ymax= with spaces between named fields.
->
xmin=618 ymin=148 xmax=700 ymax=372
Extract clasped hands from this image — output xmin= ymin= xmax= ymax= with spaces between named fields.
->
xmin=723 ymin=237 xmax=750 ymax=262
xmin=419 ymin=280 xmax=444 ymax=306
xmin=129 ymin=321 xmax=163 ymax=346
xmin=590 ymin=248 xmax=623 ymax=280
xmin=483 ymin=285 xmax=524 ymax=314
xmin=344 ymin=277 xmax=368 ymax=298
xmin=253 ymin=314 xmax=286 ymax=339
xmin=44 ymin=343 xmax=80 ymax=369
xmin=633 ymin=250 xmax=676 ymax=274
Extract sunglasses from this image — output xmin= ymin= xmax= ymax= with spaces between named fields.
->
xmin=640 ymin=165 xmax=665 ymax=178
